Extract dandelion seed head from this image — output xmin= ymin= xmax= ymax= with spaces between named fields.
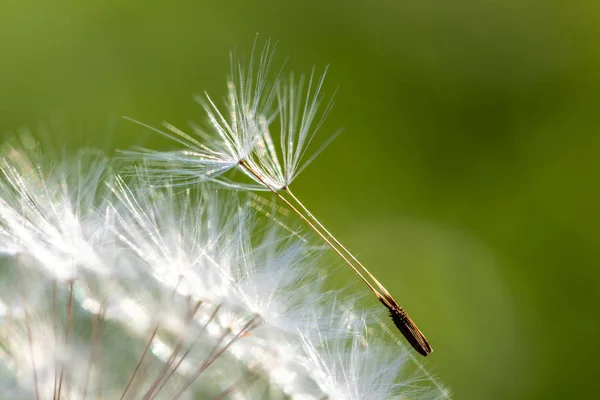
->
xmin=0 ymin=142 xmax=448 ymax=398
xmin=1 ymin=40 xmax=448 ymax=398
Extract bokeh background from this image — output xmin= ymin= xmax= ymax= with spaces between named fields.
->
xmin=1 ymin=1 xmax=599 ymax=398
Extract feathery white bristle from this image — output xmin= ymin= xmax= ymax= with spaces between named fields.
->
xmin=297 ymin=315 xmax=415 ymax=400
xmin=0 ymin=146 xmax=116 ymax=282
xmin=122 ymin=39 xmax=335 ymax=192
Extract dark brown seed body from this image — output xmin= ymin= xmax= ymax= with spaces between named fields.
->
xmin=380 ymin=298 xmax=433 ymax=356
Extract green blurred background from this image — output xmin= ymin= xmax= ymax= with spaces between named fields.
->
xmin=1 ymin=1 xmax=599 ymax=398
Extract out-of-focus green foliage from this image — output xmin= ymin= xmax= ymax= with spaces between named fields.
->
xmin=1 ymin=1 xmax=598 ymax=398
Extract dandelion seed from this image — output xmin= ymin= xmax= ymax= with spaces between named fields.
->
xmin=123 ymin=40 xmax=432 ymax=356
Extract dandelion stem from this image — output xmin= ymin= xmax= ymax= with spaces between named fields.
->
xmin=285 ymin=188 xmax=393 ymax=298
xmin=239 ymin=161 xmax=380 ymax=296
xmin=149 ymin=303 xmax=221 ymax=400
xmin=143 ymin=339 xmax=185 ymax=400
xmin=172 ymin=314 xmax=261 ymax=400
xmin=119 ymin=324 xmax=161 ymax=400
xmin=142 ymin=301 xmax=203 ymax=400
